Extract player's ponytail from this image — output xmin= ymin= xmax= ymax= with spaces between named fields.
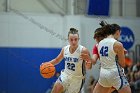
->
xmin=102 ymin=24 xmax=121 ymax=36
xmin=99 ymin=20 xmax=121 ymax=36
xmin=98 ymin=20 xmax=109 ymax=37
xmin=68 ymin=28 xmax=79 ymax=37
xmin=99 ymin=20 xmax=108 ymax=27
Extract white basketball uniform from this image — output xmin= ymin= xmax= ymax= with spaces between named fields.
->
xmin=98 ymin=38 xmax=129 ymax=90
xmin=56 ymin=45 xmax=86 ymax=93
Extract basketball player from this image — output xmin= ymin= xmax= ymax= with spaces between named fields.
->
xmin=81 ymin=23 xmax=116 ymax=93
xmin=42 ymin=28 xmax=92 ymax=93
xmin=90 ymin=22 xmax=127 ymax=65
xmin=92 ymin=24 xmax=131 ymax=93
xmin=80 ymin=22 xmax=116 ymax=93
xmin=81 ymin=21 xmax=129 ymax=93
xmin=80 ymin=21 xmax=107 ymax=65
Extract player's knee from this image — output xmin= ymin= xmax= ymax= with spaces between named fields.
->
xmin=51 ymin=83 xmax=64 ymax=93
xmin=124 ymin=86 xmax=131 ymax=93
xmin=126 ymin=87 xmax=131 ymax=93
xmin=118 ymin=86 xmax=131 ymax=93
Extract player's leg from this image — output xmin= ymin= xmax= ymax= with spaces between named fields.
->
xmin=113 ymin=71 xmax=131 ymax=93
xmin=52 ymin=70 xmax=71 ymax=93
xmin=108 ymin=87 xmax=116 ymax=93
xmin=51 ymin=82 xmax=64 ymax=93
xmin=118 ymin=86 xmax=131 ymax=93
xmin=66 ymin=77 xmax=84 ymax=93
xmin=93 ymin=69 xmax=113 ymax=93
xmin=92 ymin=82 xmax=111 ymax=93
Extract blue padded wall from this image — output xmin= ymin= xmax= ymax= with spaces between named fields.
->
xmin=0 ymin=47 xmax=64 ymax=93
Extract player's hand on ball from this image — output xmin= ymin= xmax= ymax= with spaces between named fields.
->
xmin=40 ymin=62 xmax=56 ymax=78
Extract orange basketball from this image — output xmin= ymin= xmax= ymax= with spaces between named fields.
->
xmin=40 ymin=62 xmax=55 ymax=78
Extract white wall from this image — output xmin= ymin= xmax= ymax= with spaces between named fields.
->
xmin=0 ymin=13 xmax=65 ymax=48
xmin=122 ymin=0 xmax=137 ymax=17
xmin=0 ymin=13 xmax=140 ymax=49
xmin=110 ymin=0 xmax=122 ymax=16
xmin=0 ymin=0 xmax=138 ymax=17
xmin=11 ymin=0 xmax=48 ymax=13
xmin=0 ymin=0 xmax=5 ymax=12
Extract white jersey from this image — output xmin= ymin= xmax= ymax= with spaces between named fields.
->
xmin=55 ymin=45 xmax=85 ymax=93
xmin=98 ymin=38 xmax=129 ymax=90
xmin=98 ymin=38 xmax=118 ymax=69
xmin=63 ymin=45 xmax=85 ymax=76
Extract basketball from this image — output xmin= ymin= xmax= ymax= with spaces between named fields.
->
xmin=40 ymin=62 xmax=56 ymax=78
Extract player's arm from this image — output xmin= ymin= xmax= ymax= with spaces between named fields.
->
xmin=81 ymin=47 xmax=92 ymax=69
xmin=91 ymin=45 xmax=99 ymax=65
xmin=124 ymin=48 xmax=127 ymax=54
xmin=44 ymin=48 xmax=64 ymax=66
xmin=114 ymin=41 xmax=125 ymax=68
xmin=80 ymin=45 xmax=98 ymax=65
xmin=81 ymin=54 xmax=98 ymax=65
xmin=91 ymin=54 xmax=98 ymax=65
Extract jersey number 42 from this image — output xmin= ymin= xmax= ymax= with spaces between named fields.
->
xmin=100 ymin=46 xmax=108 ymax=56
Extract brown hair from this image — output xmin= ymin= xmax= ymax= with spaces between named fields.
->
xmin=68 ymin=28 xmax=79 ymax=37
xmin=93 ymin=27 xmax=107 ymax=42
xmin=94 ymin=21 xmax=121 ymax=42
xmin=102 ymin=24 xmax=121 ymax=36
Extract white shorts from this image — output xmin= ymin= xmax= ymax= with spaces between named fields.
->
xmin=56 ymin=70 xmax=85 ymax=93
xmin=98 ymin=67 xmax=129 ymax=90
